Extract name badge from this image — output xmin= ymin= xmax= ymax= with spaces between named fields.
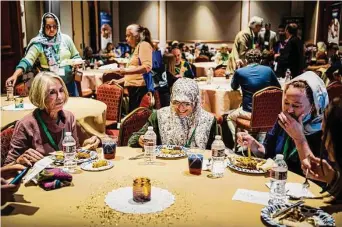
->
xmin=264 ymin=41 xmax=269 ymax=46
xmin=58 ymin=67 xmax=65 ymax=76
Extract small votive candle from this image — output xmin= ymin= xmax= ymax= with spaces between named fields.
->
xmin=133 ymin=177 xmax=151 ymax=203
xmin=14 ymin=96 xmax=24 ymax=109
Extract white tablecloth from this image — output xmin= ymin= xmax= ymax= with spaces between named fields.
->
xmin=198 ymin=77 xmax=242 ymax=115
xmin=193 ymin=62 xmax=218 ymax=77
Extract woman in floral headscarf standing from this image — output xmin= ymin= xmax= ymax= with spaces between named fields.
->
xmin=128 ymin=78 xmax=217 ymax=149
xmin=237 ymin=71 xmax=329 ymax=175
xmin=6 ymin=13 xmax=81 ymax=96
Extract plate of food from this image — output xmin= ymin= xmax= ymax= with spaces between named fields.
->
xmin=51 ymin=149 xmax=97 ymax=165
xmin=226 ymin=155 xmax=268 ymax=174
xmin=80 ymin=159 xmax=114 ymax=171
xmin=261 ymin=204 xmax=335 ymax=227
xmin=155 ymin=145 xmax=189 ymax=159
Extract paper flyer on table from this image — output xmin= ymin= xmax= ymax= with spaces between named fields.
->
xmin=232 ymin=189 xmax=270 ymax=206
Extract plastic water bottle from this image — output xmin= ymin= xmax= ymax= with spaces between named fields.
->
xmin=285 ymin=68 xmax=291 ymax=83
xmin=63 ymin=132 xmax=77 ymax=173
xmin=206 ymin=68 xmax=213 ymax=84
xmin=211 ymin=135 xmax=225 ymax=178
xmin=269 ymin=154 xmax=288 ymax=205
xmin=7 ymin=82 xmax=14 ymax=101
xmin=144 ymin=127 xmax=157 ymax=164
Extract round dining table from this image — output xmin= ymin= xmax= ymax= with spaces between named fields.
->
xmin=197 ymin=77 xmax=242 ymax=116
xmin=193 ymin=62 xmax=218 ymax=77
xmin=1 ymin=147 xmax=341 ymax=227
xmin=1 ymin=96 xmax=107 ymax=142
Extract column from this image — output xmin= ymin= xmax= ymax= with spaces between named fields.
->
xmin=159 ymin=0 xmax=166 ymax=54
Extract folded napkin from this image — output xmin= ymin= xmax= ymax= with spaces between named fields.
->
xmin=37 ymin=168 xmax=72 ymax=191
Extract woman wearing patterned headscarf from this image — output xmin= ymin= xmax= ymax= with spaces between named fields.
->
xmin=6 ymin=13 xmax=81 ymax=96
xmin=237 ymin=71 xmax=329 ymax=175
xmin=128 ymin=78 xmax=217 ymax=149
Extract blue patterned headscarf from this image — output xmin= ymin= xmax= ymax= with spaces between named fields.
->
xmin=25 ymin=13 xmax=62 ymax=71
xmin=285 ymin=71 xmax=329 ymax=135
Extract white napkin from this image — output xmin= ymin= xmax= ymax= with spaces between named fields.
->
xmin=105 ymin=187 xmax=175 ymax=214
xmin=232 ymin=189 xmax=270 ymax=206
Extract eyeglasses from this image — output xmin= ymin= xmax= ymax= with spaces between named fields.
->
xmin=45 ymin=24 xmax=57 ymax=30
xmin=171 ymin=101 xmax=192 ymax=108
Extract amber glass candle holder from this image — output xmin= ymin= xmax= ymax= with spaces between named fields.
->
xmin=133 ymin=177 xmax=151 ymax=203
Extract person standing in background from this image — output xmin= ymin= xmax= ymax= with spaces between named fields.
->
xmin=258 ymin=23 xmax=277 ymax=51
xmin=226 ymin=16 xmax=264 ymax=75
xmin=6 ymin=13 xmax=82 ymax=97
xmin=275 ymin=23 xmax=305 ymax=78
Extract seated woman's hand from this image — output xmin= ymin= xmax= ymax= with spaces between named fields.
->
xmin=278 ymin=112 xmax=306 ymax=142
xmin=138 ymin=135 xmax=145 ymax=148
xmin=1 ymin=164 xmax=26 ymax=180
xmin=82 ymin=136 xmax=100 ymax=150
xmin=305 ymin=156 xmax=336 ymax=184
xmin=16 ymin=148 xmax=44 ymax=166
xmin=237 ymin=131 xmax=254 ymax=148
xmin=1 ymin=178 xmax=21 ymax=205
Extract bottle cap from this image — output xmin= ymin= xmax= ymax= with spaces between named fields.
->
xmin=276 ymin=154 xmax=284 ymax=160
xmin=65 ymin=132 xmax=72 ymax=136
xmin=215 ymin=135 xmax=221 ymax=140
xmin=148 ymin=126 xmax=153 ymax=130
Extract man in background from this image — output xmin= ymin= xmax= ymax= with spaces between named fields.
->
xmin=258 ymin=23 xmax=277 ymax=51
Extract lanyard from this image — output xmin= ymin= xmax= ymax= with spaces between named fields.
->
xmin=184 ymin=127 xmax=196 ymax=148
xmin=34 ymin=109 xmax=60 ymax=151
xmin=283 ymin=136 xmax=297 ymax=161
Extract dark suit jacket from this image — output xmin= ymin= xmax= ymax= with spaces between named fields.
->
xmin=277 ymin=36 xmax=305 ymax=78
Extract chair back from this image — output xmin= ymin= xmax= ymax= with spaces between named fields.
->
xmin=102 ymin=72 xmax=123 ymax=83
xmin=153 ymin=90 xmax=162 ymax=109
xmin=73 ymin=70 xmax=84 ymax=96
xmin=139 ymin=92 xmax=155 ymax=109
xmin=250 ymin=86 xmax=283 ymax=131
xmin=327 ymin=82 xmax=342 ymax=101
xmin=195 ymin=55 xmax=209 ymax=63
xmin=97 ymin=83 xmax=123 ymax=122
xmin=1 ymin=121 xmax=17 ymax=166
xmin=118 ymin=107 xmax=152 ymax=146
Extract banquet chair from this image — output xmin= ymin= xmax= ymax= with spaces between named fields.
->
xmin=102 ymin=72 xmax=123 ymax=84
xmin=153 ymin=90 xmax=162 ymax=109
xmin=195 ymin=55 xmax=210 ymax=63
xmin=97 ymin=83 xmax=124 ymax=135
xmin=1 ymin=121 xmax=17 ymax=167
xmin=233 ymin=86 xmax=283 ymax=151
xmin=327 ymin=82 xmax=342 ymax=101
xmin=139 ymin=92 xmax=155 ymax=109
xmin=118 ymin=107 xmax=152 ymax=146
xmin=74 ymin=70 xmax=94 ymax=98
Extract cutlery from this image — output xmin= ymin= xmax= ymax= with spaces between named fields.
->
xmin=271 ymin=200 xmax=305 ymax=218
xmin=129 ymin=154 xmax=144 ymax=160
xmin=302 ymin=157 xmax=311 ymax=190
xmin=288 ymin=195 xmax=325 ymax=201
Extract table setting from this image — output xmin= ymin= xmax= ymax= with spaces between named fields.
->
xmin=2 ymin=144 xmax=340 ymax=227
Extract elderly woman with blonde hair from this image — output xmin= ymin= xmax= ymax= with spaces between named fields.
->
xmin=4 ymin=72 xmax=100 ymax=166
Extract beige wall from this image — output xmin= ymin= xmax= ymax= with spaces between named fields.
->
xmin=119 ymin=1 xmax=159 ymax=42
xmin=24 ymin=1 xmax=42 ymax=44
xmin=166 ymin=1 xmax=241 ymax=42
xmin=250 ymin=1 xmax=292 ymax=29
xmin=60 ymin=1 xmax=72 ymax=38
xmin=72 ymin=1 xmax=83 ymax=55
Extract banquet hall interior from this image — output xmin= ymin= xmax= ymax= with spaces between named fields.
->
xmin=1 ymin=1 xmax=342 ymax=227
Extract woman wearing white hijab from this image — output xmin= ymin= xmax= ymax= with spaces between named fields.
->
xmin=237 ymin=71 xmax=329 ymax=174
xmin=128 ymin=78 xmax=217 ymax=149
xmin=6 ymin=13 xmax=81 ymax=96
